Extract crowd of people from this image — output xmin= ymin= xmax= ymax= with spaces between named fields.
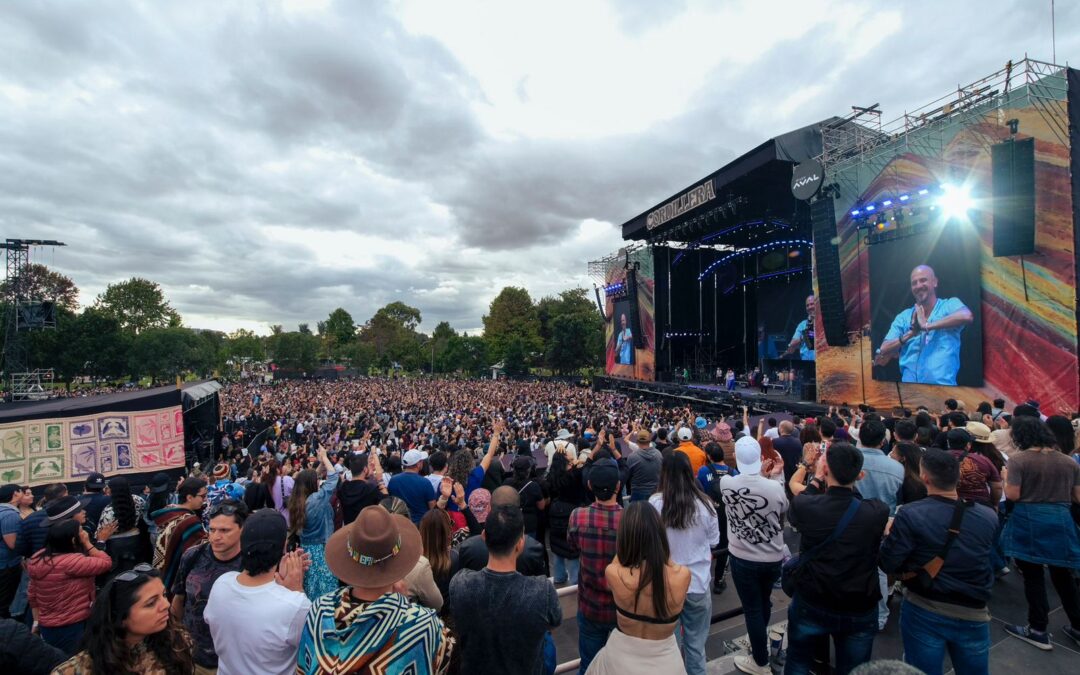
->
xmin=0 ymin=378 xmax=1078 ymax=674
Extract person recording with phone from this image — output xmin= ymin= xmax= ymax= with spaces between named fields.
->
xmin=874 ymin=265 xmax=973 ymax=385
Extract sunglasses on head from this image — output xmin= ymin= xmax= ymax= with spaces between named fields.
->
xmin=207 ymin=503 xmax=242 ymax=518
xmin=114 ymin=563 xmax=156 ymax=583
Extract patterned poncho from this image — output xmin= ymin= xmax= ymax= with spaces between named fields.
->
xmin=297 ymin=587 xmax=453 ymax=675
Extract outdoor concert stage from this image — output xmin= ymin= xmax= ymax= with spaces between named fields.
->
xmin=591 ymin=59 xmax=1080 ymax=413
xmin=594 ymin=375 xmax=828 ymax=420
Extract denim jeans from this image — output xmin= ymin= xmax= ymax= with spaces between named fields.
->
xmin=731 ymin=556 xmax=782 ymax=667
xmin=577 ymin=611 xmax=615 ymax=674
xmin=553 ymin=555 xmax=580 ymax=584
xmin=675 ymin=591 xmax=712 ymax=675
xmin=40 ymin=621 xmax=86 ymax=656
xmin=784 ymin=594 xmax=877 ymax=675
xmin=877 ymin=569 xmax=889 ymax=629
xmin=989 ymin=503 xmax=1007 ymax=572
xmin=900 ymin=598 xmax=989 ymax=675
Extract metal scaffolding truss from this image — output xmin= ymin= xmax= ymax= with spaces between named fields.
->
xmin=587 ymin=243 xmax=646 ymax=285
xmin=818 ymin=57 xmax=1070 ymax=203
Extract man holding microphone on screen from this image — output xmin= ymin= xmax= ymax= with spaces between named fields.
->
xmin=874 ymin=265 xmax=973 ymax=385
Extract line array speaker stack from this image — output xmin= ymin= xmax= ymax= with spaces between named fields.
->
xmin=810 ymin=196 xmax=849 ymax=347
xmin=991 ymin=137 xmax=1036 ymax=257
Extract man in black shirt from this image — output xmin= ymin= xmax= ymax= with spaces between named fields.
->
xmin=337 ymin=453 xmax=384 ymax=526
xmin=786 ymin=442 xmax=889 ymax=674
xmin=450 ymin=504 xmax=561 ymax=674
xmin=772 ymin=420 xmax=804 ymax=492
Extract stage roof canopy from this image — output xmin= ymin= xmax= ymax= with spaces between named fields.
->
xmin=620 ymin=117 xmax=843 ymax=245
xmin=0 ymin=380 xmax=220 ymax=423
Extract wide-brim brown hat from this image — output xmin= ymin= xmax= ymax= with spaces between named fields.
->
xmin=325 ymin=506 xmax=421 ymax=589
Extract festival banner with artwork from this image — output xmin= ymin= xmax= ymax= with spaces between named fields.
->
xmin=0 ymin=405 xmax=185 ymax=487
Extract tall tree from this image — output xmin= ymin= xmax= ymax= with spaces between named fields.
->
xmin=94 ymin=277 xmax=180 ymax=334
xmin=323 ymin=308 xmax=356 ymax=359
xmin=0 ymin=263 xmax=79 ymax=310
xmin=430 ymin=321 xmax=456 ymax=373
xmin=268 ymin=331 xmax=320 ymax=372
xmin=482 ymin=287 xmax=541 ymax=365
xmin=357 ymin=302 xmax=423 ymax=368
xmin=128 ymin=327 xmax=205 ymax=383
xmin=226 ymin=329 xmax=265 ymax=362
xmin=540 ymin=288 xmax=603 ymax=373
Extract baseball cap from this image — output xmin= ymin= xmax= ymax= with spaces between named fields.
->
xmin=695 ymin=416 xmax=708 ymax=429
xmin=241 ymin=508 xmax=288 ymax=557
xmin=85 ymin=473 xmax=106 ymax=491
xmin=734 ymin=436 xmax=763 ymax=476
xmin=587 ymin=458 xmax=621 ymax=498
xmin=402 ymin=449 xmax=429 ymax=467
xmin=946 ymin=428 xmax=972 ymax=449
xmin=634 ymin=429 xmax=652 ymax=446
xmin=556 ymin=429 xmax=572 ymax=440
xmin=512 ymin=455 xmax=534 ymax=472
xmin=677 ymin=427 xmax=694 ymax=441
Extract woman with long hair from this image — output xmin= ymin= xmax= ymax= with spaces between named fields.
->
xmin=419 ymin=508 xmax=459 ymax=608
xmin=1001 ymin=416 xmax=1080 ymax=648
xmin=1045 ymin=415 xmax=1077 ymax=456
xmin=243 ymin=463 xmax=275 ymax=511
xmin=502 ymin=455 xmax=546 ymax=539
xmin=287 ymin=446 xmax=339 ymax=600
xmin=264 ymin=458 xmax=294 ymax=525
xmin=544 ymin=450 xmax=586 ymax=584
xmin=27 ymin=519 xmax=114 ymax=655
xmin=98 ymin=477 xmax=150 ymax=576
xmin=888 ymin=442 xmax=928 ymax=505
xmin=648 ymin=452 xmax=718 ymax=675
xmin=51 ymin=564 xmax=194 ymax=674
xmin=587 ymin=501 xmax=691 ymax=674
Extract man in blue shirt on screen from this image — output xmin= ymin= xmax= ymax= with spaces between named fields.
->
xmin=875 ymin=265 xmax=973 ymax=385
xmin=783 ymin=294 xmax=817 ymax=361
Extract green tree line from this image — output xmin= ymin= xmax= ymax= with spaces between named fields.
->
xmin=2 ymin=266 xmax=604 ymax=387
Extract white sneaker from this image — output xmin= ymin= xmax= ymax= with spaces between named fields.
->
xmin=734 ymin=654 xmax=772 ymax=675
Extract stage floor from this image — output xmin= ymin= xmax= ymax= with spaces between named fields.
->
xmin=597 ymin=377 xmax=828 ymax=418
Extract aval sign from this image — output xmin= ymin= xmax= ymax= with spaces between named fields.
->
xmin=646 ymin=180 xmax=716 ymax=231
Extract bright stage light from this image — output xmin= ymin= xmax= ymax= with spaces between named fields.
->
xmin=937 ymin=183 xmax=974 ymax=220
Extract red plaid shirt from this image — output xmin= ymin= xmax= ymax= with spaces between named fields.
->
xmin=568 ymin=502 xmax=622 ymax=624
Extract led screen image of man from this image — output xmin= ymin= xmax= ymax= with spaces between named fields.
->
xmin=615 ymin=313 xmax=633 ymax=365
xmin=874 ymin=265 xmax=973 ymax=385
xmin=782 ymin=295 xmax=816 ymax=361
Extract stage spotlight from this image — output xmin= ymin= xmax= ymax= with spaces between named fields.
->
xmin=937 ymin=183 xmax=974 ymax=220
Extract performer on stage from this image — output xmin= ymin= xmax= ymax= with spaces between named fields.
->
xmin=874 ymin=265 xmax=973 ymax=385
xmin=782 ymin=294 xmax=817 ymax=361
xmin=616 ymin=313 xmax=633 ymax=365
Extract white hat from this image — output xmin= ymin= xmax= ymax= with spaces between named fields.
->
xmin=677 ymin=427 xmax=694 ymax=441
xmin=402 ymin=449 xmax=429 ymax=467
xmin=556 ymin=429 xmax=572 ymax=440
xmin=734 ymin=436 xmax=762 ymax=475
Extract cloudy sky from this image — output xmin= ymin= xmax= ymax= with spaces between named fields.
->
xmin=1 ymin=0 xmax=1075 ymax=335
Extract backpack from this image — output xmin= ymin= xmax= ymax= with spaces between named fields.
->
xmin=703 ymin=463 xmax=729 ymax=508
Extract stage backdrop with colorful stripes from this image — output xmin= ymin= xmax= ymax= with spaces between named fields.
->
xmin=814 ymin=70 xmax=1078 ymax=412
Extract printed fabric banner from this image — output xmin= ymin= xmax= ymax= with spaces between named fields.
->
xmin=0 ymin=405 xmax=185 ymax=486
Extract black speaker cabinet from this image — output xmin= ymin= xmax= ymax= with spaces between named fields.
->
xmin=991 ymin=138 xmax=1036 ymax=257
